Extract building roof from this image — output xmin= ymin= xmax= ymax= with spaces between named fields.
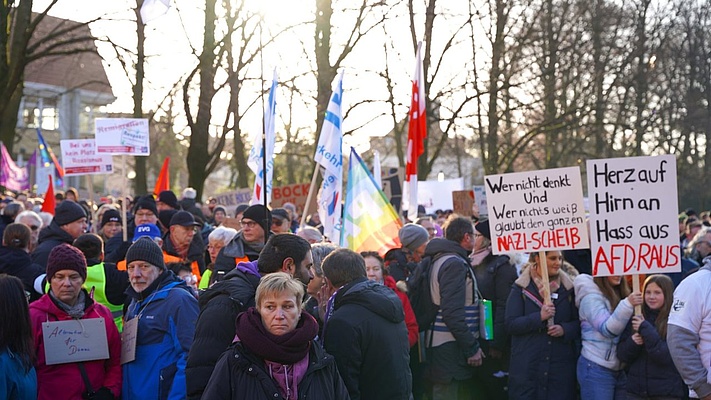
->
xmin=23 ymin=14 xmax=114 ymax=98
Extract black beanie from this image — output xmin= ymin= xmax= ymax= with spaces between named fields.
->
xmin=125 ymin=237 xmax=165 ymax=270
xmin=242 ymin=205 xmax=271 ymax=234
xmin=54 ymin=201 xmax=87 ymax=226
xmin=157 ymin=190 xmax=180 ymax=210
xmin=133 ymin=195 xmax=158 ymax=217
xmin=101 ymin=209 xmax=122 ymax=228
xmin=46 ymin=244 xmax=87 ymax=281
xmin=475 ymin=219 xmax=491 ymax=240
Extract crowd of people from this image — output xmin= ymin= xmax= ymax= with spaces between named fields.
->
xmin=0 ymin=187 xmax=710 ymax=400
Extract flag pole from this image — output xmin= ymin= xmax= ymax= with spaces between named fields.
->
xmin=301 ymin=163 xmax=320 ymax=228
xmin=259 ymin=11 xmax=269 ymax=242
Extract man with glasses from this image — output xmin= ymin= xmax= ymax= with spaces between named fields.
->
xmin=163 ymin=211 xmax=206 ymax=284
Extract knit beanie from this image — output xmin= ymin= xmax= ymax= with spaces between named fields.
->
xmin=100 ymin=209 xmax=121 ymax=228
xmin=398 ymin=223 xmax=429 ymax=252
xmin=242 ymin=205 xmax=271 ymax=234
xmin=475 ymin=219 xmax=491 ymax=240
xmin=54 ymin=201 xmax=87 ymax=226
xmin=46 ymin=244 xmax=87 ymax=281
xmin=133 ymin=195 xmax=158 ymax=217
xmin=126 ymin=237 xmax=166 ymax=270
xmin=157 ymin=190 xmax=180 ymax=209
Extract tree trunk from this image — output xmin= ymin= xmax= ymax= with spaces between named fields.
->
xmin=133 ymin=1 xmax=147 ymax=195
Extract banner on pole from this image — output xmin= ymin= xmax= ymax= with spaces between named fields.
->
xmin=95 ymin=118 xmax=150 ymax=155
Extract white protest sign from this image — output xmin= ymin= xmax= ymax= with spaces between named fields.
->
xmin=95 ymin=118 xmax=150 ymax=155
xmin=418 ymin=178 xmax=464 ymax=214
xmin=42 ymin=318 xmax=109 ymax=365
xmin=120 ymin=317 xmax=138 ymax=365
xmin=473 ymin=185 xmax=488 ymax=218
xmin=587 ymin=155 xmax=680 ymax=277
xmin=485 ymin=166 xmax=588 ymax=254
xmin=60 ymin=139 xmax=113 ymax=176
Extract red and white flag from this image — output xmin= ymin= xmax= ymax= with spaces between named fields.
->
xmin=403 ymin=41 xmax=427 ymax=221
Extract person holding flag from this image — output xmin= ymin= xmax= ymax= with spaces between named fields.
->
xmin=402 ymin=42 xmax=427 ymax=221
xmin=314 ymin=71 xmax=344 ymax=243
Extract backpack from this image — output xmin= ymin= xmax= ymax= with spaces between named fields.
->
xmin=407 ymin=254 xmax=457 ymax=331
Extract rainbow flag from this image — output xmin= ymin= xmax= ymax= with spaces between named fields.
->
xmin=341 ymin=148 xmax=402 ymax=254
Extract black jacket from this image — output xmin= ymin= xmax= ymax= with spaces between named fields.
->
xmin=211 ymin=233 xmax=261 ymax=283
xmin=104 ymin=220 xmax=137 ymax=264
xmin=185 ymin=266 xmax=260 ymax=400
xmin=202 ymin=340 xmax=350 ymax=400
xmin=473 ymin=253 xmax=517 ymax=352
xmin=0 ymin=246 xmax=44 ymax=302
xmin=617 ymin=308 xmax=686 ymax=398
xmin=31 ymin=221 xmax=75 ymax=268
xmin=323 ymin=278 xmax=412 ymax=400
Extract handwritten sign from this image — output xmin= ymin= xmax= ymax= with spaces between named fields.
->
xmin=473 ymin=185 xmax=488 ymax=218
xmin=485 ymin=166 xmax=588 ymax=254
xmin=60 ymin=139 xmax=113 ymax=176
xmin=586 ymin=155 xmax=680 ymax=276
xmin=95 ymin=118 xmax=150 ymax=155
xmin=120 ymin=317 xmax=137 ymax=365
xmin=42 ymin=318 xmax=109 ymax=365
xmin=452 ymin=190 xmax=475 ymax=217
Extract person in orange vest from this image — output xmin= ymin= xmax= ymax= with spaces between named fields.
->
xmin=162 ymin=211 xmax=206 ymax=284
xmin=117 ymin=224 xmax=181 ymax=271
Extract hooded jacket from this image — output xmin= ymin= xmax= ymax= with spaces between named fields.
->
xmin=0 ymin=246 xmax=44 ymax=302
xmin=574 ymin=274 xmax=634 ymax=370
xmin=185 ymin=261 xmax=261 ymax=400
xmin=202 ymin=339 xmax=350 ymax=400
xmin=505 ymin=267 xmax=579 ymax=400
xmin=29 ymin=291 xmax=122 ymax=400
xmin=122 ymin=271 xmax=199 ymax=400
xmin=323 ymin=278 xmax=412 ymax=400
xmin=31 ymin=221 xmax=75 ymax=268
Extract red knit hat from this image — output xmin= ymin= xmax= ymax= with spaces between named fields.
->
xmin=46 ymin=244 xmax=87 ymax=281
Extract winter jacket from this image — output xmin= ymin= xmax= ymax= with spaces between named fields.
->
xmin=0 ymin=246 xmax=44 ymax=302
xmin=31 ymin=221 xmax=75 ymax=268
xmin=202 ymin=340 xmax=350 ymax=400
xmin=574 ymin=274 xmax=635 ymax=371
xmin=186 ymin=261 xmax=261 ymax=400
xmin=0 ymin=348 xmax=37 ymax=400
xmin=384 ymin=275 xmax=419 ymax=347
xmin=211 ymin=232 xmax=261 ymax=283
xmin=617 ymin=308 xmax=686 ymax=398
xmin=473 ymin=253 xmax=517 ymax=352
xmin=122 ymin=271 xmax=199 ymax=400
xmin=163 ymin=232 xmax=206 ymax=277
xmin=104 ymin=220 xmax=136 ymax=263
xmin=505 ymin=268 xmax=580 ymax=400
xmin=323 ymin=278 xmax=412 ymax=400
xmin=84 ymin=258 xmax=128 ymax=330
xmin=29 ymin=291 xmax=122 ymax=400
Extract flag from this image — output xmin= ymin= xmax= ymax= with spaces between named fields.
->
xmin=41 ymin=175 xmax=56 ymax=215
xmin=36 ymin=128 xmax=64 ymax=178
xmin=342 ymin=148 xmax=403 ymax=254
xmin=402 ymin=41 xmax=427 ymax=221
xmin=140 ymin=0 xmax=171 ymax=24
xmin=248 ymin=69 xmax=277 ymax=206
xmin=0 ymin=142 xmax=29 ymax=191
xmin=314 ymin=71 xmax=344 ymax=242
xmin=373 ymin=150 xmax=382 ymax=190
xmin=153 ymin=157 xmax=170 ymax=196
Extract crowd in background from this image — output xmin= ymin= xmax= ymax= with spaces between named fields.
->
xmin=0 ymin=186 xmax=710 ymax=400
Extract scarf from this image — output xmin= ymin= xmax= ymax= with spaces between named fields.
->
xmin=171 ymin=236 xmax=190 ymax=259
xmin=530 ymin=263 xmax=560 ymax=299
xmin=49 ymin=290 xmax=86 ymax=319
xmin=470 ymin=247 xmax=492 ymax=266
xmin=235 ymin=307 xmax=318 ymax=365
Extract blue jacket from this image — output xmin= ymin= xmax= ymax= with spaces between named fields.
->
xmin=122 ymin=271 xmax=199 ymax=400
xmin=617 ymin=307 xmax=686 ymax=398
xmin=0 ymin=348 xmax=37 ymax=400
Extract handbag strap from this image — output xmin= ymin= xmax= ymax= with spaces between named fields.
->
xmin=78 ymin=362 xmax=95 ymax=396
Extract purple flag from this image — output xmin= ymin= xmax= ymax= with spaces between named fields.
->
xmin=0 ymin=143 xmax=29 ymax=191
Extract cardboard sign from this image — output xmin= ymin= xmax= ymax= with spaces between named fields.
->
xmin=587 ymin=155 xmax=680 ymax=276
xmin=42 ymin=318 xmax=109 ymax=365
xmin=473 ymin=185 xmax=488 ymax=218
xmin=95 ymin=118 xmax=150 ymax=155
xmin=221 ymin=217 xmax=242 ymax=231
xmin=120 ymin=317 xmax=138 ymax=365
xmin=452 ymin=190 xmax=475 ymax=217
xmin=271 ymin=182 xmax=317 ymax=213
xmin=485 ymin=166 xmax=588 ymax=254
xmin=213 ymin=189 xmax=253 ymax=208
xmin=60 ymin=139 xmax=113 ymax=176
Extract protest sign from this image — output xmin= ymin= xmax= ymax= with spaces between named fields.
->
xmin=42 ymin=318 xmax=109 ymax=365
xmin=213 ymin=189 xmax=253 ymax=208
xmin=95 ymin=118 xmax=150 ymax=155
xmin=485 ymin=166 xmax=588 ymax=255
xmin=473 ymin=185 xmax=488 ymax=218
xmin=452 ymin=190 xmax=475 ymax=217
xmin=60 ymin=139 xmax=113 ymax=176
xmin=418 ymin=178 xmax=464 ymax=214
xmin=586 ymin=155 xmax=680 ymax=277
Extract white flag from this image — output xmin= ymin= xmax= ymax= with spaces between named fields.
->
xmin=248 ymin=69 xmax=278 ymax=206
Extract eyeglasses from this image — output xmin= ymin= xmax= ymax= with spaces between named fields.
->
xmin=241 ymin=220 xmax=258 ymax=228
xmin=29 ymin=225 xmax=39 ymax=231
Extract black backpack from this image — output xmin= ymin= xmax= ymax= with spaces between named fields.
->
xmin=407 ymin=254 xmax=456 ymax=331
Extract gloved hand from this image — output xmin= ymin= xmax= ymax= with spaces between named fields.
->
xmin=92 ymin=387 xmax=116 ymax=400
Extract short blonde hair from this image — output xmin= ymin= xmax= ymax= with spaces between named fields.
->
xmin=255 ymin=272 xmax=305 ymax=310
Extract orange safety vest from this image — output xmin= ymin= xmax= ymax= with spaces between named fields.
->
xmin=117 ymin=252 xmax=182 ymax=271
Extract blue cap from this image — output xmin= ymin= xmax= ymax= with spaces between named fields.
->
xmin=133 ymin=223 xmax=162 ymax=242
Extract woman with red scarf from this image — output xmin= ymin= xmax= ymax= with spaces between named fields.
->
xmin=202 ymin=272 xmax=350 ymax=399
